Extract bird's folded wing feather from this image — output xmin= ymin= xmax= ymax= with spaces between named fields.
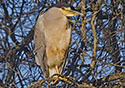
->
xmin=59 ymin=26 xmax=72 ymax=74
xmin=34 ymin=26 xmax=49 ymax=77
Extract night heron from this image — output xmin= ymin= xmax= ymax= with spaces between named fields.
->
xmin=34 ymin=3 xmax=82 ymax=78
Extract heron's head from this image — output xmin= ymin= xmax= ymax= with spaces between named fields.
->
xmin=54 ymin=3 xmax=83 ymax=17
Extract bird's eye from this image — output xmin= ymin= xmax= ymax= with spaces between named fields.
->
xmin=61 ymin=7 xmax=65 ymax=10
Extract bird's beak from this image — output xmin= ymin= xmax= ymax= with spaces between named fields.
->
xmin=64 ymin=7 xmax=83 ymax=16
xmin=67 ymin=10 xmax=83 ymax=16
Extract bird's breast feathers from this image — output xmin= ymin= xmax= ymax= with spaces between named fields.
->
xmin=46 ymin=27 xmax=71 ymax=67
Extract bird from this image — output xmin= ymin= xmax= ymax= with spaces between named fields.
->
xmin=34 ymin=3 xmax=82 ymax=78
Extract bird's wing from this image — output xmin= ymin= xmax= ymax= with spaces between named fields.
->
xmin=59 ymin=25 xmax=72 ymax=74
xmin=59 ymin=44 xmax=71 ymax=74
xmin=34 ymin=20 xmax=49 ymax=77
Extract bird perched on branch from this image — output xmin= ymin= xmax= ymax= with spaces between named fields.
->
xmin=34 ymin=3 xmax=82 ymax=78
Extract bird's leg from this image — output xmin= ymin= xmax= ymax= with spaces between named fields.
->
xmin=55 ymin=65 xmax=67 ymax=81
xmin=51 ymin=65 xmax=59 ymax=84
xmin=52 ymin=65 xmax=67 ymax=84
xmin=55 ymin=65 xmax=59 ymax=74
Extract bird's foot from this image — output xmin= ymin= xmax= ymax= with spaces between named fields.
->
xmin=59 ymin=77 xmax=67 ymax=81
xmin=51 ymin=76 xmax=67 ymax=84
